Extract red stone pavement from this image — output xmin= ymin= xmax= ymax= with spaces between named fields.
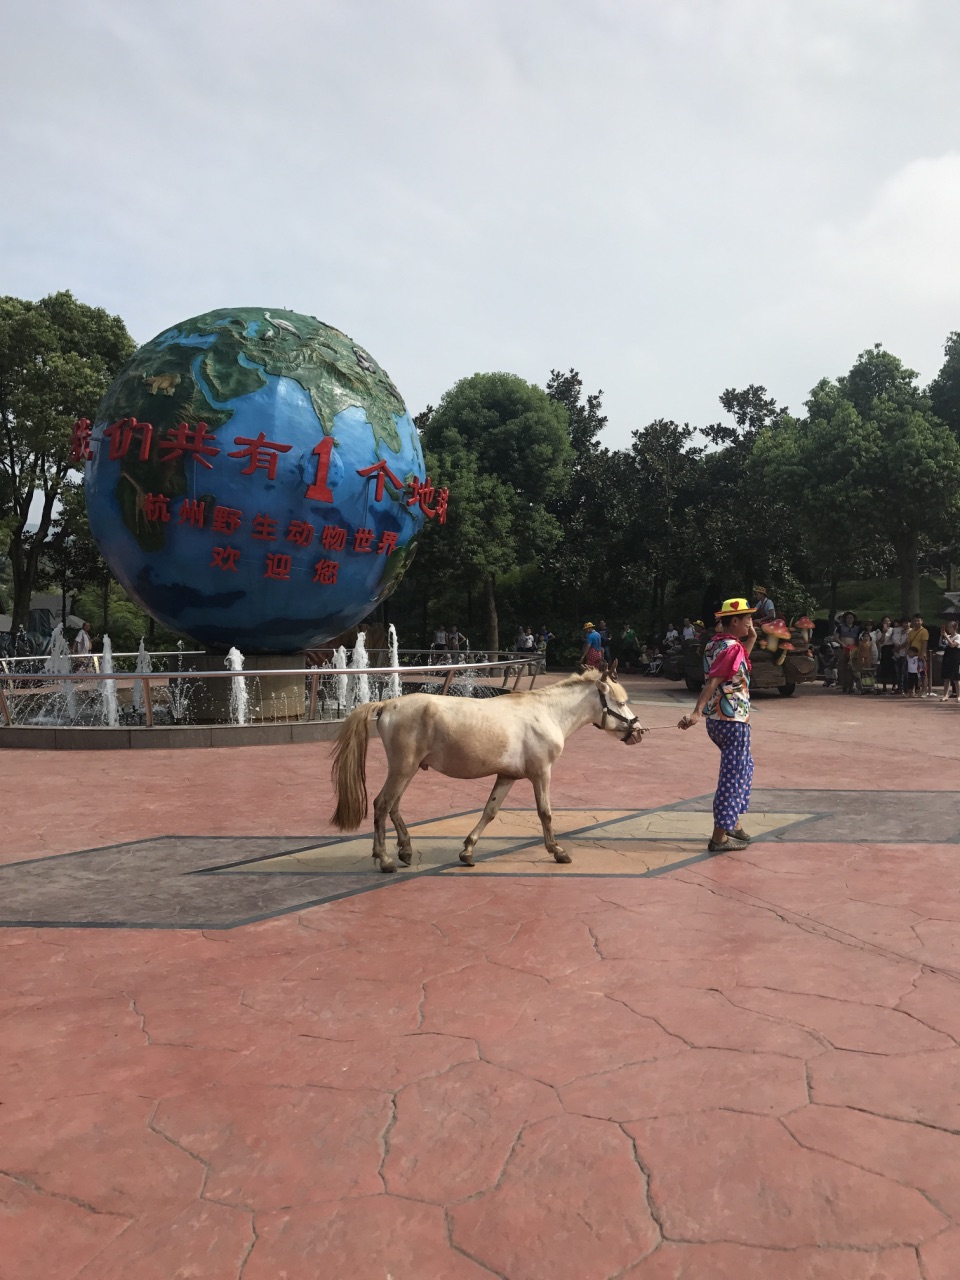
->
xmin=3 ymin=679 xmax=960 ymax=1278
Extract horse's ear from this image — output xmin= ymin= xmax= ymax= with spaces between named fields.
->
xmin=609 ymin=659 xmax=618 ymax=676
xmin=599 ymin=661 xmax=609 ymax=676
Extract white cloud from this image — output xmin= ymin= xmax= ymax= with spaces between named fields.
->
xmin=818 ymin=156 xmax=960 ymax=305
xmin=2 ymin=0 xmax=959 ymax=438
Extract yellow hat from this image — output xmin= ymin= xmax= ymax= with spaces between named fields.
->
xmin=582 ymin=621 xmax=595 ymax=630
xmin=715 ymin=597 xmax=756 ymax=619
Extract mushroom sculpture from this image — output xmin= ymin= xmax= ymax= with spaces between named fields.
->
xmin=776 ymin=640 xmax=795 ymax=667
xmin=762 ymin=619 xmax=792 ymax=656
xmin=794 ymin=615 xmax=815 ymax=648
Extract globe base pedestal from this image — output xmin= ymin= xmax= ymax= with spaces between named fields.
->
xmin=193 ymin=653 xmax=306 ymax=724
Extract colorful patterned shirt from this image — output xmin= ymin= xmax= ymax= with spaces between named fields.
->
xmin=703 ymin=635 xmax=751 ymax=723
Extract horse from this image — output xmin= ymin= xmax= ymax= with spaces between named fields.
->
xmin=330 ymin=664 xmax=644 ymax=873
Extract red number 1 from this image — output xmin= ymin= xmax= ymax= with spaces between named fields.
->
xmin=305 ymin=436 xmax=334 ymax=502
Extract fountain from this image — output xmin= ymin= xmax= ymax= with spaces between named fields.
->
xmin=44 ymin=624 xmax=77 ymax=722
xmin=225 ymin=647 xmax=249 ymax=726
xmin=133 ymin=638 xmax=152 ymax=715
xmin=100 ymin=635 xmax=120 ymax=728
xmin=168 ymin=640 xmax=190 ymax=724
xmin=452 ymin=655 xmax=477 ymax=699
xmin=385 ymin=624 xmax=402 ymax=700
xmin=349 ymin=631 xmax=371 ymax=710
xmin=332 ymin=645 xmax=348 ymax=716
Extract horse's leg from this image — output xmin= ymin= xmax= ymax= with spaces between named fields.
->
xmin=532 ymin=768 xmax=570 ymax=863
xmin=390 ymin=801 xmax=415 ymax=866
xmin=372 ymin=769 xmax=416 ymax=873
xmin=460 ymin=775 xmax=515 ymax=867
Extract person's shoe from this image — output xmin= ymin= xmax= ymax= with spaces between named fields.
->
xmin=727 ymin=827 xmax=752 ymax=843
xmin=708 ymin=834 xmax=748 ymax=853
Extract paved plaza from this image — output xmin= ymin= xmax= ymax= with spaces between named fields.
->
xmin=3 ymin=678 xmax=960 ymax=1279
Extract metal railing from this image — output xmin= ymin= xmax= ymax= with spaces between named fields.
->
xmin=0 ymin=655 xmax=546 ymax=730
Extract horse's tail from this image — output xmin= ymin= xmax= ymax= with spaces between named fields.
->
xmin=331 ymin=702 xmax=382 ymax=830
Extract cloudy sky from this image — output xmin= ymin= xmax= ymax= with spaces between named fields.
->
xmin=3 ymin=0 xmax=960 ymax=444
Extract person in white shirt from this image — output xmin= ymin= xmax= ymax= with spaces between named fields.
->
xmin=432 ymin=626 xmax=447 ymax=651
xmin=664 ymin=622 xmax=679 ymax=647
xmin=72 ymin=621 xmax=93 ymax=671
xmin=890 ymin=619 xmax=909 ymax=693
xmin=876 ymin=615 xmax=896 ymax=692
xmin=681 ymin=618 xmax=697 ymax=641
xmin=72 ymin=621 xmax=92 ymax=655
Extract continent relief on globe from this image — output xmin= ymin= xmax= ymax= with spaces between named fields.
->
xmin=95 ymin=307 xmax=412 ymax=554
xmin=80 ymin=308 xmax=443 ymax=650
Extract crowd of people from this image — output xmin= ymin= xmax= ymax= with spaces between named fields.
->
xmin=430 ymin=624 xmax=470 ymax=654
xmin=820 ymin=611 xmax=960 ymax=699
xmin=513 ymin=625 xmax=555 ymax=656
xmin=427 ymin=623 xmax=557 ymax=659
xmin=431 ymin=593 xmax=960 ymax=701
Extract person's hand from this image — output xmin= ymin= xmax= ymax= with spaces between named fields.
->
xmin=678 ymin=710 xmax=700 ymax=730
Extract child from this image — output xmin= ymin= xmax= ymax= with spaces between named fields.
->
xmin=854 ymin=630 xmax=878 ymax=694
xmin=905 ymin=645 xmax=925 ymax=698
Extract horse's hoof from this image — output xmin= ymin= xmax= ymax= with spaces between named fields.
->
xmin=553 ymin=850 xmax=572 ymax=864
xmin=459 ymin=851 xmax=475 ymax=867
xmin=378 ymin=861 xmax=397 ymax=874
xmin=398 ymin=849 xmax=413 ymax=866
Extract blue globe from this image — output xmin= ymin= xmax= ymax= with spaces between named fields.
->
xmin=83 ymin=307 xmax=430 ymax=652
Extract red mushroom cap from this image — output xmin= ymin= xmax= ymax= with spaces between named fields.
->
xmin=763 ymin=619 xmax=791 ymax=638
xmin=779 ymin=641 xmax=795 ymax=650
xmin=795 ymin=616 xmax=814 ymax=629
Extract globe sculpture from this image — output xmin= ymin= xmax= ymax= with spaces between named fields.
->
xmin=80 ymin=308 xmax=440 ymax=652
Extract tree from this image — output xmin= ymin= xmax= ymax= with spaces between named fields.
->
xmin=929 ymin=331 xmax=960 ymax=437
xmin=0 ymin=292 xmax=134 ymax=630
xmin=626 ymin=419 xmax=703 ymax=624
xmin=544 ymin=370 xmax=624 ymax=616
xmin=417 ymin=373 xmax=573 ymax=651
xmin=756 ymin=348 xmax=960 ymax=616
xmin=546 ymin=368 xmax=606 ymax=456
xmin=41 ymin=481 xmax=109 ymax=627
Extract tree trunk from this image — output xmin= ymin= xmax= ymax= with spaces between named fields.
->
xmin=484 ymin=572 xmax=499 ymax=654
xmin=948 ymin=563 xmax=957 ymax=593
xmin=896 ymin=533 xmax=921 ymax=618
xmin=829 ymin=571 xmax=839 ymax=620
xmin=10 ymin=544 xmax=30 ymax=634
xmin=11 ymin=540 xmax=45 ymax=633
xmin=9 ymin=486 xmax=60 ymax=632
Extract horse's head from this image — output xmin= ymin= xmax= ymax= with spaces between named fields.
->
xmin=586 ymin=661 xmax=644 ymax=744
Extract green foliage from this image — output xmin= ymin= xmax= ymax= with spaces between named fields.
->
xmin=756 ymin=347 xmax=960 ymax=616
xmin=929 ymin=331 xmax=960 ymax=438
xmin=0 ymin=291 xmax=134 ymax=628
xmin=413 ymin=372 xmax=573 ymax=649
